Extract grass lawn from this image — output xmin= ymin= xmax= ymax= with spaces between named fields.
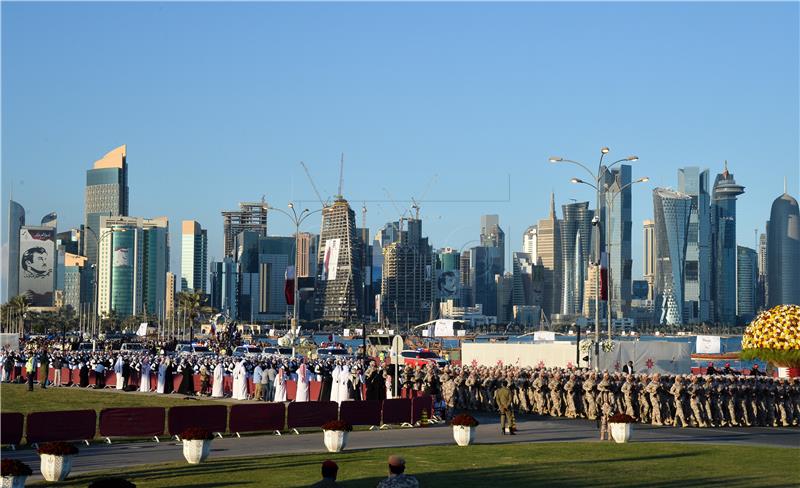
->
xmin=27 ymin=442 xmax=800 ymax=488
xmin=0 ymin=383 xmax=218 ymax=415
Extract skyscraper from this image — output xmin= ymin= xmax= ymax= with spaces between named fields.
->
xmin=523 ymin=225 xmax=538 ymax=257
xmin=766 ymin=190 xmax=800 ymax=307
xmin=97 ymin=216 xmax=168 ymax=318
xmin=381 ymin=218 xmax=432 ymax=325
xmin=221 ymin=201 xmax=268 ymax=258
xmin=653 ymin=188 xmax=692 ymax=326
xmin=643 ymin=220 xmax=656 ymax=300
xmin=181 ymin=220 xmax=208 ymax=293
xmin=480 ymin=214 xmax=505 ymax=274
xmin=736 ymin=246 xmax=758 ymax=324
xmin=296 ymin=232 xmax=318 ymax=278
xmin=560 ymin=201 xmax=593 ymax=315
xmin=711 ymin=162 xmax=745 ymax=325
xmin=678 ymin=167 xmax=712 ymax=324
xmin=6 ymin=200 xmax=25 ymax=300
xmin=470 ymin=215 xmax=504 ymax=317
xmin=758 ymin=232 xmax=767 ymax=309
xmin=600 ymin=164 xmax=633 ymax=316
xmin=536 ymin=193 xmax=562 ymax=320
xmin=316 ymin=198 xmax=362 ymax=321
xmin=84 ymin=145 xmax=129 ymax=267
xmin=512 ymin=252 xmax=543 ymax=309
xmin=496 ymin=272 xmax=514 ymax=323
xmin=209 ymin=258 xmax=237 ymax=317
xmin=165 ymin=272 xmax=176 ymax=316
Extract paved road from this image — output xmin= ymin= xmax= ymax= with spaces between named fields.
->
xmin=7 ymin=413 xmax=798 ymax=482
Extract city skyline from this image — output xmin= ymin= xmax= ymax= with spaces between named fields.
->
xmin=2 ymin=2 xmax=798 ymax=296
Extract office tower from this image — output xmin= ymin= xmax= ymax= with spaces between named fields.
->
xmin=209 ymin=258 xmax=236 ymax=317
xmin=84 ymin=145 xmax=129 ymax=267
xmin=469 ymin=245 xmax=502 ymax=317
xmin=480 ymin=214 xmax=505 ymax=271
xmin=767 ymin=190 xmax=800 ymax=307
xmin=536 ymin=193 xmax=562 ymax=320
xmin=56 ymin=229 xmax=81 ymax=256
xmin=165 ymin=272 xmax=176 ymax=316
xmin=560 ymin=201 xmax=593 ymax=315
xmin=512 ymin=252 xmax=543 ymax=309
xmin=736 ymin=246 xmax=758 ymax=324
xmin=180 ymin=220 xmax=208 ymax=293
xmin=631 ymin=280 xmax=649 ymax=300
xmin=523 ymin=225 xmax=538 ymax=257
xmin=296 ymin=232 xmax=318 ymax=278
xmin=62 ymin=253 xmax=91 ymax=311
xmin=97 ymin=216 xmax=168 ymax=318
xmin=496 ymin=272 xmax=514 ymax=323
xmin=583 ymin=264 xmax=600 ymax=319
xmin=711 ymin=162 xmax=746 ymax=325
xmin=7 ymin=200 xmax=25 ymax=300
xmin=678 ymin=167 xmax=712 ymax=324
xmin=599 ymin=164 xmax=633 ymax=316
xmin=653 ymin=188 xmax=693 ymax=326
xmin=381 ymin=218 xmax=433 ymax=325
xmin=357 ymin=228 xmax=375 ymax=319
xmin=643 ymin=220 xmax=656 ymax=300
xmin=758 ymin=232 xmax=767 ymax=309
xmin=437 ymin=248 xmax=460 ymax=272
xmin=459 ymin=250 xmax=472 ymax=306
xmin=378 ymin=221 xmax=402 ymax=247
xmin=315 ymin=198 xmax=362 ymax=322
xmin=221 ymin=201 xmax=268 ymax=257
xmin=18 ymin=226 xmax=57 ymax=307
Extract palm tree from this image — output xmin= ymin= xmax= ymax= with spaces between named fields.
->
xmin=177 ymin=291 xmax=213 ymax=338
xmin=3 ymin=295 xmax=30 ymax=336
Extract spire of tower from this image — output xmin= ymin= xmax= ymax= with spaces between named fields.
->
xmin=784 ymin=176 xmax=788 ymax=195
xmin=723 ymin=160 xmax=729 ymax=178
xmin=549 ymin=192 xmax=555 ymax=218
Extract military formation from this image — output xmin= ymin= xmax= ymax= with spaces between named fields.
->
xmin=425 ymin=365 xmax=800 ymax=428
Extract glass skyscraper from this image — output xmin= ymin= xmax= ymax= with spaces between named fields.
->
xmin=711 ymin=162 xmax=745 ymax=325
xmin=6 ymin=199 xmax=25 ymax=300
xmin=84 ymin=145 xmax=128 ymax=268
xmin=560 ymin=201 xmax=593 ymax=315
xmin=767 ymin=191 xmax=800 ymax=307
xmin=736 ymin=245 xmax=757 ymax=325
xmin=181 ymin=220 xmax=208 ymax=293
xmin=653 ymin=188 xmax=692 ymax=326
xmin=600 ymin=164 xmax=632 ymax=317
xmin=678 ymin=167 xmax=711 ymax=324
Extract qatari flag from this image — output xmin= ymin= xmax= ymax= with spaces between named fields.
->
xmin=284 ymin=265 xmax=296 ymax=305
xmin=599 ymin=252 xmax=609 ymax=301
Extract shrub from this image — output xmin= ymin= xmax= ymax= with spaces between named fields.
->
xmin=321 ymin=420 xmax=353 ymax=432
xmin=1 ymin=459 xmax=33 ymax=476
xmin=451 ymin=414 xmax=480 ymax=427
xmin=608 ymin=413 xmax=636 ymax=423
xmin=37 ymin=442 xmax=79 ymax=456
xmin=180 ymin=427 xmax=213 ymax=440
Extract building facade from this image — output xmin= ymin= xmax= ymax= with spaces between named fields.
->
xmin=758 ymin=232 xmax=767 ymax=309
xmin=536 ymin=193 xmax=562 ymax=321
xmin=165 ymin=272 xmax=175 ymax=316
xmin=711 ymin=162 xmax=745 ymax=325
xmin=736 ymin=246 xmax=757 ymax=325
xmin=560 ymin=201 xmax=593 ymax=315
xmin=296 ymin=232 xmax=318 ymax=278
xmin=643 ymin=219 xmax=655 ymax=300
xmin=381 ymin=219 xmax=432 ymax=325
xmin=678 ymin=167 xmax=712 ymax=324
xmin=523 ymin=225 xmax=538 ymax=257
xmin=221 ymin=201 xmax=268 ymax=258
xmin=209 ymin=257 xmax=237 ymax=318
xmin=6 ymin=199 xmax=25 ymax=300
xmin=315 ymin=199 xmax=362 ymax=322
xmin=600 ymin=164 xmax=633 ymax=317
xmin=766 ymin=191 xmax=800 ymax=307
xmin=62 ymin=253 xmax=91 ymax=311
xmin=653 ymin=188 xmax=693 ymax=326
xmin=181 ymin=220 xmax=208 ymax=293
xmin=84 ymin=145 xmax=129 ymax=268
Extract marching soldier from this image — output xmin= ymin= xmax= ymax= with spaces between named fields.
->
xmin=494 ymin=380 xmax=516 ymax=435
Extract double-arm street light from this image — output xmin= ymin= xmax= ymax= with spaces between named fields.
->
xmin=548 ymin=147 xmax=643 ymax=367
xmin=85 ymin=226 xmax=127 ymax=338
xmin=268 ymin=203 xmax=323 ymax=337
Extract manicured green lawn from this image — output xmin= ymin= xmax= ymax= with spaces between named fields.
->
xmin=30 ymin=442 xmax=800 ymax=487
xmin=0 ymin=383 xmax=217 ymax=415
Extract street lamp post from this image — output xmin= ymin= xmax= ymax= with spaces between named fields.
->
xmin=548 ymin=148 xmax=639 ymax=368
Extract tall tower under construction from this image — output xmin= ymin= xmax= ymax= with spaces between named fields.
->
xmin=315 ymin=198 xmax=362 ymax=322
xmin=381 ymin=218 xmax=433 ymax=326
xmin=221 ymin=201 xmax=269 ymax=257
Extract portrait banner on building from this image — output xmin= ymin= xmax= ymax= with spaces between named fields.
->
xmin=322 ymin=238 xmax=341 ymax=281
xmin=435 ymin=270 xmax=459 ymax=299
xmin=19 ymin=228 xmax=56 ymax=306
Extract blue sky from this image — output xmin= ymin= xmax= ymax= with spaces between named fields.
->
xmin=2 ymin=2 xmax=798 ymax=290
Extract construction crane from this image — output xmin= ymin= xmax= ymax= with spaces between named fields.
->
xmin=337 ymin=153 xmax=345 ymax=200
xmin=300 ymin=161 xmax=328 ymax=208
xmin=383 ymin=187 xmax=408 ymax=234
xmin=410 ymin=174 xmax=437 ymax=221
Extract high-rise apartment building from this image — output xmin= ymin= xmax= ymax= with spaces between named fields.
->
xmin=736 ymin=246 xmax=757 ymax=324
xmin=678 ymin=167 xmax=712 ymax=324
xmin=381 ymin=218 xmax=432 ymax=325
xmin=599 ymin=164 xmax=633 ymax=317
xmin=315 ymin=199 xmax=362 ymax=322
xmin=758 ymin=232 xmax=767 ymax=309
xmin=62 ymin=253 xmax=91 ymax=311
xmin=643 ymin=219 xmax=656 ymax=300
xmin=165 ymin=272 xmax=176 ymax=316
xmin=711 ymin=162 xmax=745 ymax=325
xmin=512 ymin=252 xmax=543 ymax=309
xmin=653 ymin=188 xmax=693 ymax=326
xmin=767 ymin=191 xmax=800 ymax=307
xmin=296 ymin=232 xmax=318 ymax=278
xmin=523 ymin=225 xmax=538 ymax=257
xmin=560 ymin=201 xmax=593 ymax=315
xmin=536 ymin=193 xmax=562 ymax=320
xmin=496 ymin=272 xmax=514 ymax=323
xmin=480 ymin=214 xmax=505 ymax=272
xmin=221 ymin=201 xmax=268 ymax=257
xmin=84 ymin=145 xmax=129 ymax=267
xmin=210 ymin=258 xmax=237 ymax=318
xmin=6 ymin=200 xmax=25 ymax=300
xmin=97 ymin=216 xmax=169 ymax=318
xmin=181 ymin=220 xmax=208 ymax=293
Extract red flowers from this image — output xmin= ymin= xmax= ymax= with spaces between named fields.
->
xmin=451 ymin=414 xmax=480 ymax=427
xmin=180 ymin=427 xmax=213 ymax=440
xmin=322 ymin=420 xmax=353 ymax=432
xmin=1 ymin=459 xmax=33 ymax=476
xmin=37 ymin=442 xmax=79 ymax=456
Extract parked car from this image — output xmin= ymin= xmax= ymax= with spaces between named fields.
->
xmin=401 ymin=348 xmax=449 ymax=368
xmin=233 ymin=345 xmax=262 ymax=357
xmin=261 ymin=346 xmax=295 ymax=358
xmin=316 ymin=345 xmax=352 ymax=360
xmin=77 ymin=342 xmax=95 ymax=352
xmin=175 ymin=344 xmax=214 ymax=356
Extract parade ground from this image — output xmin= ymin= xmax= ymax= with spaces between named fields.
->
xmin=3 ymin=385 xmax=798 ymax=487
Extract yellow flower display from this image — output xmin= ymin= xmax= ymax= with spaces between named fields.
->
xmin=741 ymin=305 xmax=800 ymax=367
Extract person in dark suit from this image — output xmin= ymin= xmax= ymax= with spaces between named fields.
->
xmin=310 ymin=460 xmax=339 ymax=487
xmin=622 ymin=361 xmax=634 ymax=375
xmin=706 ymin=363 xmax=718 ymax=375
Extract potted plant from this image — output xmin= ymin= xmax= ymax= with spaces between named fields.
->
xmin=37 ymin=442 xmax=79 ymax=481
xmin=1 ymin=459 xmax=32 ymax=488
xmin=608 ymin=413 xmax=635 ymax=443
xmin=740 ymin=305 xmax=800 ymax=378
xmin=180 ymin=427 xmax=213 ymax=464
xmin=321 ymin=420 xmax=352 ymax=453
xmin=451 ymin=414 xmax=479 ymax=446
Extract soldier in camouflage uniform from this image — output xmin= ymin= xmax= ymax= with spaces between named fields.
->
xmin=441 ymin=373 xmax=456 ymax=420
xmin=549 ymin=372 xmax=564 ymax=417
xmin=670 ymin=375 xmax=689 ymax=428
xmin=621 ymin=374 xmax=638 ymax=419
xmin=646 ymin=373 xmax=665 ymax=426
xmin=582 ymin=372 xmax=598 ymax=420
xmin=564 ymin=374 xmax=579 ymax=418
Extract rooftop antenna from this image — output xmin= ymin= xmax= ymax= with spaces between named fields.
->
xmin=337 ymin=153 xmax=345 ymax=199
xmin=784 ymin=176 xmax=788 ymax=195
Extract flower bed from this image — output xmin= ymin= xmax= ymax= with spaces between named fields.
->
xmin=451 ymin=414 xmax=479 ymax=427
xmin=1 ymin=459 xmax=32 ymax=477
xmin=321 ymin=420 xmax=352 ymax=432
xmin=37 ymin=442 xmax=79 ymax=456
xmin=741 ymin=305 xmax=800 ymax=368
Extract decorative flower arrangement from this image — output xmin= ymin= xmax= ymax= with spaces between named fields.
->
xmin=37 ymin=442 xmax=79 ymax=456
xmin=451 ymin=414 xmax=480 ymax=428
xmin=321 ymin=420 xmax=353 ymax=432
xmin=608 ymin=413 xmax=636 ymax=423
xmin=179 ymin=427 xmax=213 ymax=441
xmin=579 ymin=339 xmax=595 ymax=354
xmin=601 ymin=340 xmax=615 ymax=353
xmin=740 ymin=305 xmax=800 ymax=367
xmin=1 ymin=459 xmax=33 ymax=476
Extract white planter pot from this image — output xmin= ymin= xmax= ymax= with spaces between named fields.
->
xmin=40 ymin=454 xmax=73 ymax=482
xmin=323 ymin=430 xmax=348 ymax=453
xmin=1 ymin=475 xmax=28 ymax=488
xmin=453 ymin=425 xmax=475 ymax=446
xmin=610 ymin=423 xmax=632 ymax=443
xmin=182 ymin=439 xmax=212 ymax=464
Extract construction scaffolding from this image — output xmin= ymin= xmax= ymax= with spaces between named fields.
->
xmin=221 ymin=201 xmax=269 ymax=257
xmin=381 ymin=218 xmax=433 ymax=327
xmin=315 ymin=198 xmax=362 ymax=322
